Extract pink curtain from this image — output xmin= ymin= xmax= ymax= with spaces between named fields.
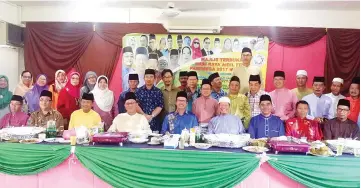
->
xmin=265 ymin=36 xmax=327 ymax=91
xmin=108 ymin=50 xmax=123 ymax=104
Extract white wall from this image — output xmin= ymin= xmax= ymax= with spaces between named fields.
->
xmin=21 ymin=6 xmax=360 ymax=29
xmin=0 ymin=46 xmax=20 ymax=91
xmin=0 ymin=1 xmax=23 ymax=90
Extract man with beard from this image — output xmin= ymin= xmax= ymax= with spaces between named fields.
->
xmin=291 ymin=70 xmax=313 ymax=100
xmin=148 ymin=34 xmax=162 ymax=58
xmin=303 ymin=77 xmax=333 ymax=123
xmin=178 ymin=71 xmax=188 ymax=91
xmin=159 ymin=69 xmax=179 ymax=123
xmin=326 ymin=77 xmax=345 ymax=118
xmin=346 ymin=77 xmax=360 ymax=122
xmin=209 ymin=72 xmax=227 ymax=101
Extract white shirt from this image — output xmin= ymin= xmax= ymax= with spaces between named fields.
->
xmin=108 ymin=113 xmax=151 ymax=134
xmin=302 ymin=93 xmax=333 ymax=120
xmin=325 ymin=93 xmax=345 ymax=118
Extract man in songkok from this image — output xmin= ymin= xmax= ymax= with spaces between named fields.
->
xmin=118 ymin=73 xmax=139 ymax=114
xmin=0 ymin=95 xmax=29 ymax=129
xmin=28 ymin=90 xmax=64 ymax=135
xmin=192 ymin=79 xmax=218 ymax=133
xmin=159 ymin=69 xmax=180 ymax=122
xmin=134 ymin=47 xmax=149 ymax=87
xmin=285 ymin=100 xmax=323 ymax=141
xmin=161 ymin=91 xmax=198 ymax=134
xmin=178 ymin=71 xmax=188 ymax=91
xmin=169 ymin=49 xmax=180 ymax=70
xmin=122 ymin=46 xmax=135 ymax=92
xmin=148 ymin=34 xmax=162 ymax=58
xmin=326 ymin=77 xmax=345 ymax=118
xmin=109 ymin=92 xmax=151 ymax=133
xmin=291 ymin=70 xmax=313 ymax=100
xmin=185 ymin=71 xmax=200 ymax=111
xmin=208 ymin=72 xmax=227 ymax=101
xmin=231 ymin=47 xmax=262 ymax=94
xmin=269 ymin=71 xmax=298 ymax=121
xmin=135 ymin=69 xmax=164 ymax=132
xmin=248 ymin=95 xmax=285 ymax=139
xmin=323 ymin=99 xmax=359 ymax=140
xmin=302 ymin=76 xmax=333 ymax=122
xmin=177 ymin=35 xmax=183 ymax=54
xmin=228 ymin=76 xmax=251 ymax=128
xmin=346 ymin=77 xmax=360 ymax=122
xmin=208 ymin=97 xmax=244 ymax=134
xmin=69 ymin=93 xmax=101 ymax=129
xmin=146 ymin=53 xmax=158 ymax=70
xmin=245 ymin=74 xmax=269 ymax=117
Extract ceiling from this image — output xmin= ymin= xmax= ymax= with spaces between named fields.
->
xmin=6 ymin=0 xmax=361 ymax=11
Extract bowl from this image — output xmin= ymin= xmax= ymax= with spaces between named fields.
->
xmin=194 ymin=143 xmax=212 ymax=150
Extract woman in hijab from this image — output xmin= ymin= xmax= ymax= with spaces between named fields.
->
xmin=24 ymin=74 xmax=48 ymax=113
xmin=80 ymin=71 xmax=97 ymax=98
xmin=14 ymin=71 xmax=33 ymax=97
xmin=191 ymin=38 xmax=202 ymax=59
xmin=221 ymin=38 xmax=233 ymax=53
xmin=57 ymin=70 xmax=81 ymax=130
xmin=0 ymin=75 xmax=12 ymax=119
xmin=91 ymin=75 xmax=116 ymax=131
xmin=49 ymin=70 xmax=68 ymax=109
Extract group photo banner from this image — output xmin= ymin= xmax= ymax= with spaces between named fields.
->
xmin=121 ymin=33 xmax=269 ymax=92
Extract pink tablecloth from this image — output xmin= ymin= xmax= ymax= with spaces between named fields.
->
xmin=0 ymin=155 xmax=305 ymax=188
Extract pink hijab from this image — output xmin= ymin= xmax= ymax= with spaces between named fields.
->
xmin=191 ymin=38 xmax=202 ymax=59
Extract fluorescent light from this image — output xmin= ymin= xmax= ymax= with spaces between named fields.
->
xmin=168 ymin=29 xmax=218 ymax=34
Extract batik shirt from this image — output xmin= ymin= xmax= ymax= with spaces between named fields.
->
xmin=135 ymin=85 xmax=164 ymax=131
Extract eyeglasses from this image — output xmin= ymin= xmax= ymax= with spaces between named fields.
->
xmin=194 ymin=42 xmax=199 ymax=44
xmin=39 ymin=99 xmax=51 ymax=103
xmin=337 ymin=108 xmax=349 ymax=112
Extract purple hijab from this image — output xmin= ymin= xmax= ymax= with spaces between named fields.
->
xmin=24 ymin=74 xmax=48 ymax=113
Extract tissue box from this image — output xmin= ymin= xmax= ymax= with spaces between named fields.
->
xmin=92 ymin=132 xmax=128 ymax=144
xmin=164 ymin=135 xmax=180 ymax=149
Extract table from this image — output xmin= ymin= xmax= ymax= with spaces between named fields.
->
xmin=0 ymin=142 xmax=359 ymax=188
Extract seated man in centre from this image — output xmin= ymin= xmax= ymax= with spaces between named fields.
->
xmin=208 ymin=97 xmax=245 ymax=134
xmin=161 ymin=91 xmax=198 ymax=134
xmin=108 ymin=92 xmax=151 ymax=133
xmin=68 ymin=93 xmax=101 ymax=129
xmin=248 ymin=94 xmax=285 ymax=139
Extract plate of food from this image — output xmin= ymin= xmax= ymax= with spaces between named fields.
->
xmin=44 ymin=138 xmax=65 ymax=143
xmin=194 ymin=143 xmax=212 ymax=150
xmin=248 ymin=138 xmax=268 ymax=147
xmin=129 ymin=138 xmax=148 ymax=144
xmin=58 ymin=139 xmax=71 ymax=144
xmin=309 ymin=146 xmax=335 ymax=157
xmin=20 ymin=138 xmax=43 ymax=144
xmin=242 ymin=146 xmax=269 ymax=153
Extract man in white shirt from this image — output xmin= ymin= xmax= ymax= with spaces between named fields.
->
xmin=108 ymin=92 xmax=151 ymax=134
xmin=325 ymin=77 xmax=345 ymax=118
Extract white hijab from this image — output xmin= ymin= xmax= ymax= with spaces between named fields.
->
xmin=55 ymin=70 xmax=68 ymax=92
xmin=91 ymin=75 xmax=114 ymax=112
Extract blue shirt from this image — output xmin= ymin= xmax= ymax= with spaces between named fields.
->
xmin=161 ymin=111 xmax=198 ymax=134
xmin=302 ymin=93 xmax=333 ymax=120
xmin=208 ymin=114 xmax=244 ymax=134
xmin=248 ymin=114 xmax=285 ymax=139
xmin=186 ymin=87 xmax=200 ymax=112
xmin=122 ymin=68 xmax=134 ymax=92
xmin=210 ymin=89 xmax=227 ymax=101
xmin=117 ymin=89 xmax=130 ymax=114
xmin=135 ymin=85 xmax=164 ymax=131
